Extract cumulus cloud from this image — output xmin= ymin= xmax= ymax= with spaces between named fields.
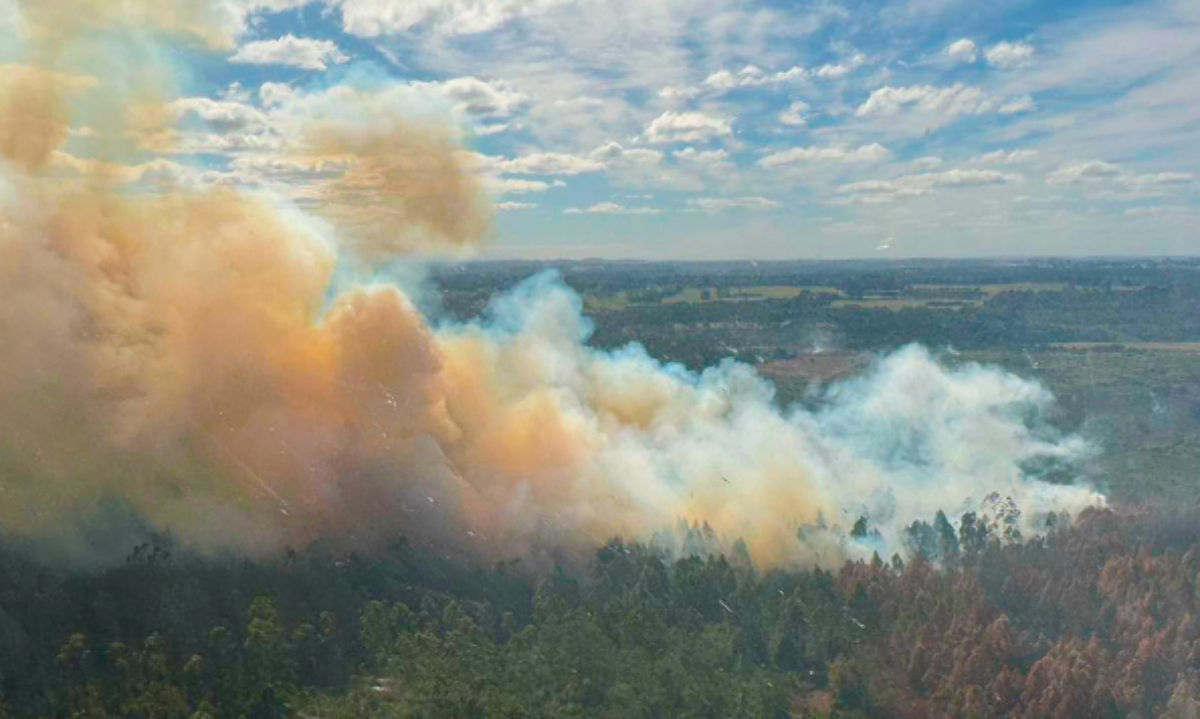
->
xmin=700 ymin=57 xmax=861 ymax=93
xmin=484 ymin=176 xmax=555 ymax=194
xmin=590 ymin=141 xmax=664 ymax=166
xmin=985 ymin=41 xmax=1035 ymax=69
xmin=496 ymin=200 xmax=537 ymax=210
xmin=168 ymin=97 xmax=266 ymax=129
xmin=136 ymin=97 xmax=276 ymax=154
xmin=1046 ymin=160 xmax=1120 ymax=184
xmin=946 ymin=38 xmax=977 ymax=63
xmin=334 ymin=0 xmax=575 ymax=36
xmin=813 ymin=53 xmax=866 ymax=79
xmin=585 ymin=142 xmax=680 ymax=188
xmin=778 ymin=100 xmax=809 ymax=127
xmin=855 ymin=83 xmax=994 ymax=118
xmin=1039 ymin=160 xmax=1192 ymax=195
xmin=230 ymin=34 xmax=350 ymax=71
xmin=703 ymin=64 xmax=807 ymax=90
xmin=972 ymin=149 xmax=1040 ymax=164
xmin=837 ymin=168 xmax=1019 ymax=202
xmin=259 ymin=81 xmax=295 ymax=107
xmin=658 ymin=84 xmax=700 ymax=102
xmin=644 ymin=111 xmax=733 ymax=144
xmin=565 ymin=201 xmax=661 ymax=215
xmin=672 ymin=147 xmax=732 ymax=168
xmin=417 ymin=76 xmax=526 ymax=119
xmin=688 ymin=196 xmax=780 ymax=211
xmin=484 ymin=151 xmax=604 ymax=175
xmin=758 ymin=143 xmax=891 ymax=167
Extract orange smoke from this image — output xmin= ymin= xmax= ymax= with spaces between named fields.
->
xmin=297 ymin=94 xmax=493 ymax=257
xmin=0 ymin=0 xmax=1104 ymax=568
xmin=0 ymin=0 xmax=495 ymax=561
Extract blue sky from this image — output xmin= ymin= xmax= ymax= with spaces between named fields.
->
xmin=11 ymin=0 xmax=1200 ymax=259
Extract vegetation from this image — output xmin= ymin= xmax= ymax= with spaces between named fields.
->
xmin=7 ymin=507 xmax=1200 ymax=717
xmin=4 ymin=258 xmax=1200 ymax=717
xmin=439 ymin=258 xmax=1200 ymax=503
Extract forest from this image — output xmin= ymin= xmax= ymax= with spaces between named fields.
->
xmin=6 ymin=506 xmax=1200 ymax=717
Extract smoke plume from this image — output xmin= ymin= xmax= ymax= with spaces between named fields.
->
xmin=0 ymin=0 xmax=1102 ymax=567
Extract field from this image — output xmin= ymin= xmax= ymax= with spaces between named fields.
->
xmin=434 ymin=257 xmax=1200 ymax=505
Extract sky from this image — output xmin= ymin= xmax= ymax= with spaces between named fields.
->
xmin=5 ymin=0 xmax=1199 ymax=259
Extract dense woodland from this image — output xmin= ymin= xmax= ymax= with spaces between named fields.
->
xmin=5 ymin=506 xmax=1200 ymax=717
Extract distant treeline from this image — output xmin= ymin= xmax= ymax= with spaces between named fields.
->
xmin=430 ymin=257 xmax=1200 ymax=297
xmin=428 ymin=259 xmax=1200 ymax=369
xmin=6 ymin=505 xmax=1200 ymax=717
xmin=582 ymin=283 xmax=1200 ymax=369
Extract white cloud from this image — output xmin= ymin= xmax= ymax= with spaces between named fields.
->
xmin=418 ymin=76 xmax=527 ymax=118
xmin=658 ymin=85 xmax=700 ymax=102
xmin=837 ymin=169 xmax=1020 ymax=202
xmin=485 ymin=177 xmax=555 ymax=194
xmin=778 ymin=100 xmax=809 ymax=127
xmin=230 ymin=34 xmax=349 ymax=71
xmin=704 ymin=67 xmax=756 ymax=90
xmin=855 ymin=83 xmax=993 ymax=118
xmin=1046 ymin=160 xmax=1120 ymax=184
xmin=644 ymin=111 xmax=733 ymax=144
xmin=910 ymin=156 xmax=944 ymax=170
xmin=918 ymin=169 xmax=1021 ymax=187
xmin=672 ymin=147 xmax=731 ymax=167
xmin=168 ymin=97 xmax=266 ymax=129
xmin=703 ymin=64 xmax=807 ymax=90
xmin=998 ymin=95 xmax=1036 ymax=114
xmin=475 ymin=122 xmax=512 ymax=135
xmin=946 ymin=38 xmax=977 ymax=63
xmin=489 ymin=152 xmax=604 ymax=175
xmin=140 ymin=95 xmax=277 ymax=154
xmin=587 ymin=142 xmax=677 ymax=188
xmin=758 ymin=143 xmax=891 ymax=167
xmin=258 ymin=82 xmax=295 ymax=107
xmin=813 ymin=53 xmax=866 ymax=79
xmin=565 ymin=201 xmax=661 ymax=215
xmin=590 ymin=142 xmax=664 ymax=166
xmin=1117 ymin=171 xmax=1193 ymax=188
xmin=688 ymin=196 xmax=780 ymax=211
xmin=496 ymin=201 xmax=537 ymax=210
xmin=334 ymin=0 xmax=574 ymax=36
xmin=985 ymin=41 xmax=1035 ymax=69
xmin=699 ymin=57 xmax=859 ymax=92
xmin=972 ymin=149 xmax=1040 ymax=164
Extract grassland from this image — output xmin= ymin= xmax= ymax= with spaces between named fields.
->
xmin=584 ymin=282 xmax=1075 ymax=313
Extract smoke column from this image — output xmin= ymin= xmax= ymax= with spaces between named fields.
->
xmin=0 ymin=0 xmax=1103 ymax=567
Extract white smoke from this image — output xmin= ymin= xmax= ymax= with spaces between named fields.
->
xmin=432 ymin=273 xmax=1104 ymax=566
